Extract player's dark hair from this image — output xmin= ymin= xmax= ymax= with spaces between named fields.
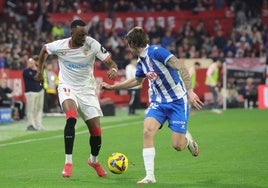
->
xmin=125 ymin=26 xmax=149 ymax=48
xmin=71 ymin=19 xmax=86 ymax=29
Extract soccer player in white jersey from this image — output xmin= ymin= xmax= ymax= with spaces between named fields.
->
xmin=34 ymin=19 xmax=118 ymax=178
xmin=101 ymin=27 xmax=203 ymax=184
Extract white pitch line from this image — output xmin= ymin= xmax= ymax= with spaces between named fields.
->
xmin=0 ymin=121 xmax=142 ymax=147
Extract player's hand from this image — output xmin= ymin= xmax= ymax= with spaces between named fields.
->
xmin=107 ymin=68 xmax=118 ymax=80
xmin=187 ymin=89 xmax=203 ymax=110
xmin=100 ymin=82 xmax=113 ymax=90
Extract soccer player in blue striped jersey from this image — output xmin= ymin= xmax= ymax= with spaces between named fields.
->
xmin=101 ymin=26 xmax=203 ymax=184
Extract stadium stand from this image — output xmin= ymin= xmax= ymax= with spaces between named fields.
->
xmin=0 ymin=0 xmax=267 ymax=109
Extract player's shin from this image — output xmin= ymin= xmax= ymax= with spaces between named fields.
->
xmin=89 ymin=127 xmax=102 ymax=162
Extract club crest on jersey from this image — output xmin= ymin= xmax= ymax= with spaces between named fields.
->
xmin=83 ymin=50 xmax=89 ymax=56
xmin=146 ymin=71 xmax=158 ymax=82
xmin=100 ymin=46 xmax=107 ymax=54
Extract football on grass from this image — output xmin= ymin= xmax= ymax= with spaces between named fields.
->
xmin=107 ymin=152 xmax=128 ymax=174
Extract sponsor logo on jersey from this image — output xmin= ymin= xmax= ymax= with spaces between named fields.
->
xmin=66 ymin=63 xmax=87 ymax=70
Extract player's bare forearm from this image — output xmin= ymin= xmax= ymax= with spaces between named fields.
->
xmin=105 ymin=58 xmax=118 ymax=70
xmin=167 ymin=56 xmax=192 ymax=91
xmin=114 ymin=78 xmax=141 ymax=89
xmin=179 ymin=67 xmax=192 ymax=91
xmin=105 ymin=58 xmax=119 ymax=80
xmin=34 ymin=45 xmax=48 ymax=82
xmin=37 ymin=45 xmax=48 ymax=73
xmin=101 ymin=78 xmax=143 ymax=90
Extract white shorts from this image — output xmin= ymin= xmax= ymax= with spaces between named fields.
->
xmin=58 ymin=85 xmax=103 ymax=121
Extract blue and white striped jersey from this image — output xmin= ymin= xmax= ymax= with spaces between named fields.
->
xmin=136 ymin=45 xmax=186 ymax=103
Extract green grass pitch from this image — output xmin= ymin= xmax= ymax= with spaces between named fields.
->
xmin=0 ymin=108 xmax=267 ymax=188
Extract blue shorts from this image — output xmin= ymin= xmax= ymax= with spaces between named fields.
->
xmin=145 ymin=97 xmax=189 ymax=134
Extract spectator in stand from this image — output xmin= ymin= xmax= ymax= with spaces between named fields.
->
xmin=223 ymin=39 xmax=236 ymax=57
xmin=0 ymin=52 xmax=7 ymax=69
xmin=202 ymin=36 xmax=213 ymax=54
xmin=250 ymin=26 xmax=262 ymax=50
xmin=193 ymin=0 xmax=206 ymax=12
xmin=235 ymin=36 xmax=250 ymax=57
xmin=209 ymin=45 xmax=220 ymax=59
xmin=236 ymin=20 xmax=252 ymax=36
xmin=161 ymin=29 xmax=175 ymax=51
xmin=239 ymin=77 xmax=258 ymax=108
xmin=148 ymin=25 xmax=161 ymax=45
xmin=252 ymin=17 xmax=264 ymax=32
xmin=213 ymin=19 xmax=223 ymax=36
xmin=52 ymin=22 xmax=65 ymax=39
xmin=0 ymin=75 xmax=25 ymax=120
xmin=0 ymin=76 xmax=13 ymax=108
xmin=214 ymin=0 xmax=225 ymax=10
xmin=188 ymin=46 xmax=199 ymax=58
xmin=220 ymin=81 xmax=240 ymax=108
xmin=213 ymin=30 xmax=227 ymax=50
xmin=23 ymin=55 xmax=45 ymax=131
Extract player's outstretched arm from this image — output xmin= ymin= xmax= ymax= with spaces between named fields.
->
xmin=100 ymin=77 xmax=143 ymax=90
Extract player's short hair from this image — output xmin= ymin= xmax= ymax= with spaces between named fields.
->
xmin=125 ymin=26 xmax=149 ymax=48
xmin=71 ymin=19 xmax=86 ymax=29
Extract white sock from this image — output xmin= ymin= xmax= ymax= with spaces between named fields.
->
xmin=65 ymin=154 xmax=72 ymax=164
xmin=142 ymin=147 xmax=155 ymax=178
xmin=90 ymin=154 xmax=98 ymax=163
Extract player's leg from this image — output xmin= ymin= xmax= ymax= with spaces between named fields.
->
xmin=57 ymin=85 xmax=79 ymax=178
xmin=80 ymin=94 xmax=107 ymax=177
xmin=137 ymin=117 xmax=159 ymax=184
xmin=171 ymin=130 xmax=199 ymax=156
xmin=169 ymin=97 xmax=199 ymax=157
xmin=61 ymin=99 xmax=78 ymax=177
xmin=86 ymin=117 xmax=107 ymax=177
xmin=171 ymin=131 xmax=188 ymax=151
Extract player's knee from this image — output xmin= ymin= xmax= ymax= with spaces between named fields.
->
xmin=172 ymin=142 xmax=186 ymax=151
xmin=143 ymin=127 xmax=154 ymax=138
xmin=89 ymin=127 xmax=102 ymax=136
xmin=173 ymin=143 xmax=186 ymax=151
xmin=65 ymin=109 xmax=78 ymax=120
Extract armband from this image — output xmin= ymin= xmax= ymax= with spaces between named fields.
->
xmin=111 ymin=68 xmax=118 ymax=73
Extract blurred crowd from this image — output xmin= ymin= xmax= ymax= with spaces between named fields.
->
xmin=0 ymin=0 xmax=266 ymax=72
xmin=0 ymin=0 xmax=266 ymax=120
xmin=0 ymin=0 xmax=267 ymax=71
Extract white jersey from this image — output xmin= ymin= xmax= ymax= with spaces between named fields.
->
xmin=45 ymin=36 xmax=110 ymax=94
